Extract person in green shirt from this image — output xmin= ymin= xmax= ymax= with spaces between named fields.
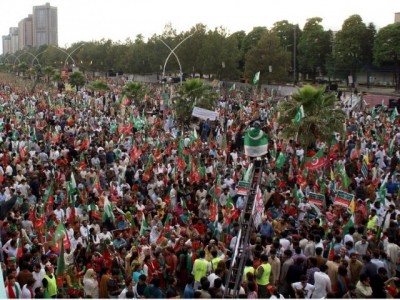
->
xmin=256 ymin=253 xmax=272 ymax=298
xmin=192 ymin=250 xmax=211 ymax=290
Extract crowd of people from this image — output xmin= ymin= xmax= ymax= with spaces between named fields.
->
xmin=0 ymin=74 xmax=399 ymax=299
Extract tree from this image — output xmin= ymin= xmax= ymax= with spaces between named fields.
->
xmin=123 ymin=82 xmax=148 ymax=108
xmin=43 ymin=65 xmax=55 ymax=83
xmin=68 ymin=71 xmax=85 ymax=90
xmin=373 ymin=22 xmax=400 ymax=90
xmin=333 ymin=15 xmax=370 ymax=86
xmin=297 ymin=17 xmax=331 ymax=82
xmin=173 ymin=79 xmax=217 ymax=125
xmin=277 ymin=85 xmax=346 ymax=150
xmin=89 ymin=80 xmax=109 ymax=92
xmin=244 ymin=30 xmax=290 ymax=84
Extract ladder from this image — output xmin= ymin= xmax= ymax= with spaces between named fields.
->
xmin=224 ymin=158 xmax=263 ymax=297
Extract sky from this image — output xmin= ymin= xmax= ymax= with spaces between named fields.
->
xmin=1 ymin=0 xmax=400 ymax=52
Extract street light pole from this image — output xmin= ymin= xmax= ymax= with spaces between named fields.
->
xmin=293 ymin=25 xmax=297 ymax=85
xmin=160 ymin=32 xmax=195 ymax=85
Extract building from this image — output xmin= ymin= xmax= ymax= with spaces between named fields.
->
xmin=32 ymin=2 xmax=58 ymax=47
xmin=2 ymin=35 xmax=11 ymax=55
xmin=395 ymin=12 xmax=400 ymax=23
xmin=18 ymin=15 xmax=33 ymax=51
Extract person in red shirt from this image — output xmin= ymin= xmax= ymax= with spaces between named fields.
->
xmin=193 ymin=218 xmax=207 ymax=239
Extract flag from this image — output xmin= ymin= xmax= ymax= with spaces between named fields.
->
xmin=253 ymin=71 xmax=260 ymax=85
xmin=244 ymin=127 xmax=268 ymax=157
xmin=342 ymin=215 xmax=354 ymax=235
xmin=293 ymin=186 xmax=304 ymax=203
xmin=337 ymin=164 xmax=351 ymax=190
xmin=56 ymin=240 xmax=65 ymax=277
xmin=294 ymin=105 xmax=305 ymax=126
xmin=139 ymin=213 xmax=149 ymax=236
xmin=52 ymin=222 xmax=66 ymax=244
xmin=303 ymin=148 xmax=325 ymax=170
xmin=102 ymin=196 xmax=115 ymax=224
xmin=390 ymin=107 xmax=398 ymax=122
xmin=378 ymin=173 xmax=389 ymax=205
xmin=275 ymin=151 xmax=286 ymax=169
xmin=228 ymin=83 xmax=236 ymax=92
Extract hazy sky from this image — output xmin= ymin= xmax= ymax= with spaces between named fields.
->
xmin=2 ymin=0 xmax=400 ymax=51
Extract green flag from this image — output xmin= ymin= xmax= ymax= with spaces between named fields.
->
xmin=52 ymin=222 xmax=66 ymax=244
xmin=253 ymin=71 xmax=260 ymax=85
xmin=244 ymin=127 xmax=268 ymax=157
xmin=294 ymin=105 xmax=305 ymax=125
xmin=390 ymin=107 xmax=399 ymax=122
xmin=338 ymin=164 xmax=351 ymax=190
xmin=228 ymin=83 xmax=236 ymax=92
xmin=102 ymin=196 xmax=115 ymax=224
xmin=56 ymin=240 xmax=65 ymax=276
xmin=275 ymin=151 xmax=286 ymax=169
xmin=139 ymin=214 xmax=149 ymax=236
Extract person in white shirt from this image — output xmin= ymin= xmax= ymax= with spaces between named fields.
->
xmin=291 ymin=275 xmax=314 ymax=298
xmin=312 ymin=265 xmax=331 ymax=298
xmin=21 ymin=277 xmax=36 ymax=298
xmin=32 ymin=264 xmax=45 ymax=291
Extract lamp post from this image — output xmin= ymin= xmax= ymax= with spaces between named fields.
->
xmin=51 ymin=43 xmax=85 ymax=67
xmin=159 ymin=32 xmax=195 ymax=85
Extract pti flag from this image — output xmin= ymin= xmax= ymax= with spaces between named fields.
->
xmin=303 ymin=148 xmax=325 ymax=170
xmin=334 ymin=190 xmax=354 ymax=208
xmin=244 ymin=127 xmax=268 ymax=157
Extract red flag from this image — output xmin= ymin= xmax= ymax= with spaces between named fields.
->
xmin=303 ymin=149 xmax=325 ymax=171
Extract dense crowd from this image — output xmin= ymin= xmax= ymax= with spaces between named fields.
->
xmin=0 ymin=76 xmax=399 ymax=299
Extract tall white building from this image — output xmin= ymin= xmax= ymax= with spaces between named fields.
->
xmin=18 ymin=15 xmax=33 ymax=51
xmin=32 ymin=2 xmax=58 ymax=47
xmin=395 ymin=12 xmax=400 ymax=23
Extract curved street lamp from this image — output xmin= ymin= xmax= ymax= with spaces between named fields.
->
xmin=51 ymin=43 xmax=85 ymax=67
xmin=160 ymin=32 xmax=195 ymax=85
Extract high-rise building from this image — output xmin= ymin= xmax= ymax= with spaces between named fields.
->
xmin=18 ymin=15 xmax=33 ymax=51
xmin=32 ymin=2 xmax=58 ymax=47
xmin=395 ymin=12 xmax=400 ymax=23
xmin=9 ymin=27 xmax=19 ymax=54
xmin=2 ymin=35 xmax=11 ymax=55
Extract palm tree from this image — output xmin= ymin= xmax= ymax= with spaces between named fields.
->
xmin=277 ymin=85 xmax=346 ymax=150
xmin=68 ymin=71 xmax=85 ymax=91
xmin=123 ymin=82 xmax=147 ymax=109
xmin=173 ymin=78 xmax=217 ymax=125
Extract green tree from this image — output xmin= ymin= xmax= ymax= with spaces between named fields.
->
xmin=297 ymin=17 xmax=331 ymax=82
xmin=332 ymin=15 xmax=370 ymax=86
xmin=244 ymin=30 xmax=290 ymax=84
xmin=277 ymin=85 xmax=346 ymax=150
xmin=43 ymin=65 xmax=55 ymax=83
xmin=89 ymin=80 xmax=109 ymax=92
xmin=173 ymin=79 xmax=217 ymax=125
xmin=373 ymin=22 xmax=400 ymax=90
xmin=68 ymin=71 xmax=85 ymax=90
xmin=123 ymin=82 xmax=148 ymax=108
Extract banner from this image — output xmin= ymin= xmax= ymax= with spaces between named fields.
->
xmin=237 ymin=181 xmax=250 ymax=196
xmin=308 ymin=192 xmax=325 ymax=208
xmin=334 ymin=190 xmax=354 ymax=208
xmin=192 ymin=106 xmax=219 ymax=121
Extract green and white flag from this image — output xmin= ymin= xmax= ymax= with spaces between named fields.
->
xmin=253 ymin=71 xmax=260 ymax=85
xmin=228 ymin=83 xmax=236 ymax=92
xmin=244 ymin=127 xmax=268 ymax=157
xmin=275 ymin=151 xmax=286 ymax=169
xmin=294 ymin=105 xmax=305 ymax=125
xmin=102 ymin=196 xmax=115 ymax=224
xmin=390 ymin=107 xmax=399 ymax=122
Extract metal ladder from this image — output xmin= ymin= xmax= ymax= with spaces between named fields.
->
xmin=224 ymin=158 xmax=263 ymax=297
